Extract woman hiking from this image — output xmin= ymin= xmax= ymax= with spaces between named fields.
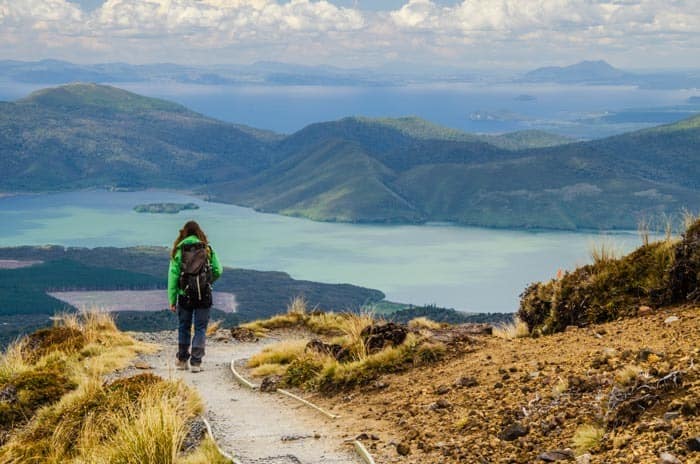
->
xmin=168 ymin=220 xmax=223 ymax=372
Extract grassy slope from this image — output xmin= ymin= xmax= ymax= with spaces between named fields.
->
xmin=214 ymin=139 xmax=421 ymax=222
xmin=0 ymin=83 xmax=275 ymax=190
xmin=237 ymin=114 xmax=700 ymax=229
xmin=2 ymin=83 xmax=699 ymax=229
xmin=0 ymin=313 xmax=228 ymax=463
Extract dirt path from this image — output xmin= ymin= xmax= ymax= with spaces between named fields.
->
xmin=133 ymin=332 xmax=361 ymax=464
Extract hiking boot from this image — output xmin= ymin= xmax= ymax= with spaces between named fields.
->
xmin=190 ymin=364 xmax=202 ymax=373
xmin=176 ymin=359 xmax=189 ymax=370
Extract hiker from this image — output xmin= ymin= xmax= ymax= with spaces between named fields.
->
xmin=168 ymin=220 xmax=223 ymax=372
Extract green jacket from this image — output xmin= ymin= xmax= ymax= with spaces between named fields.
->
xmin=168 ymin=235 xmax=223 ymax=306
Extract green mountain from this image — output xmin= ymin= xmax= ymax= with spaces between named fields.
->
xmin=2 ymin=84 xmax=698 ymax=230
xmin=218 ymin=114 xmax=700 ymax=229
xmin=0 ymin=83 xmax=275 ymax=191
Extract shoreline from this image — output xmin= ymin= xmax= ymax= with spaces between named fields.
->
xmin=0 ymin=187 xmax=662 ymax=235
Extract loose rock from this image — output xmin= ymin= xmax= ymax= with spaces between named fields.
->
xmin=688 ymin=437 xmax=700 ymax=452
xmin=658 ymin=452 xmax=682 ymax=464
xmin=230 ymin=327 xmax=258 ymax=342
xmin=396 ymin=442 xmax=411 ymax=456
xmin=455 ymin=376 xmax=478 ymax=388
xmin=260 ymin=375 xmax=281 ymax=392
xmin=500 ymin=422 xmax=529 ymax=441
xmin=538 ymin=449 xmax=574 ymax=461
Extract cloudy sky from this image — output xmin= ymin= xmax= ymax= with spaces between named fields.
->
xmin=0 ymin=0 xmax=698 ymax=69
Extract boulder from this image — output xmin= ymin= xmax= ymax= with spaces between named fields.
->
xmin=361 ymin=322 xmax=408 ymax=353
xmin=230 ymin=327 xmax=258 ymax=342
xmin=305 ymin=339 xmax=351 ymax=362
xmin=260 ymin=375 xmax=281 ymax=392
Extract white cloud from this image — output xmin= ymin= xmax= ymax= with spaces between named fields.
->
xmin=0 ymin=0 xmax=698 ymax=68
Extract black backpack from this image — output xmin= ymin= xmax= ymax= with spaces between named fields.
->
xmin=178 ymin=242 xmax=213 ymax=310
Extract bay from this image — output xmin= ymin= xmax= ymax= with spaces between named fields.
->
xmin=0 ymin=191 xmax=650 ymax=313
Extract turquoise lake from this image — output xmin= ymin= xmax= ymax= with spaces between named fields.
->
xmin=0 ymin=190 xmax=650 ymax=313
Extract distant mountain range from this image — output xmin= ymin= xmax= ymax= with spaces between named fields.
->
xmin=2 ymin=59 xmax=700 ymax=90
xmin=2 ymin=83 xmax=699 ymax=230
xmin=521 ymin=60 xmax=700 ymax=89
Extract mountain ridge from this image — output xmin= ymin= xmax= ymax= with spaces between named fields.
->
xmin=2 ymin=83 xmax=699 ymax=230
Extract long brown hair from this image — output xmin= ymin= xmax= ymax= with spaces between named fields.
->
xmin=171 ymin=220 xmax=208 ymax=258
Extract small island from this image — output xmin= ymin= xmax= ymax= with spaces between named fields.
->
xmin=133 ymin=202 xmax=200 ymax=214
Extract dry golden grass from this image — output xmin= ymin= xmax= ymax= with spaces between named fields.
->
xmin=287 ymin=296 xmax=308 ymax=316
xmin=0 ymin=310 xmax=228 ymax=464
xmin=241 ymin=296 xmax=375 ymax=344
xmin=615 ymin=365 xmax=642 ymax=386
xmin=551 ymin=377 xmax=569 ymax=398
xmin=206 ymin=320 xmax=223 ymax=337
xmin=682 ymin=208 xmax=699 ymax=233
xmin=572 ymin=424 xmax=605 ymax=454
xmin=0 ymin=338 xmax=30 ymax=384
xmin=589 ymin=238 xmax=622 ymax=265
xmin=181 ymin=437 xmax=232 ymax=464
xmin=315 ymin=333 xmax=441 ymax=389
xmin=408 ymin=317 xmax=443 ymax=331
xmin=99 ymin=383 xmax=202 ymax=464
xmin=492 ymin=317 xmax=530 ymax=339
xmin=336 ymin=312 xmax=375 ymax=361
xmin=247 ymin=339 xmax=309 ymax=368
xmin=250 ymin=363 xmax=288 ymax=378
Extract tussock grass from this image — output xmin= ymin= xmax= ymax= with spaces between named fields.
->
xmin=551 ymin=377 xmax=569 ymax=398
xmin=682 ymin=209 xmax=699 ymax=233
xmin=589 ymin=238 xmax=622 ymax=265
xmin=181 ymin=437 xmax=232 ymax=464
xmin=250 ymin=363 xmax=288 ymax=378
xmin=0 ymin=338 xmax=30 ymax=384
xmin=244 ymin=306 xmax=445 ymax=391
xmin=572 ymin=424 xmax=605 ymax=454
xmin=615 ymin=365 xmax=642 ymax=386
xmin=206 ymin=320 xmax=223 ymax=337
xmin=336 ymin=312 xmax=375 ymax=361
xmin=0 ymin=310 xmax=227 ymax=464
xmin=408 ymin=317 xmax=443 ymax=331
xmin=247 ymin=340 xmax=309 ymax=368
xmin=492 ymin=317 xmax=530 ymax=339
xmin=241 ymin=296 xmax=376 ymax=344
xmin=100 ymin=384 xmax=200 ymax=464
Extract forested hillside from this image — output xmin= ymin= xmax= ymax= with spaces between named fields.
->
xmin=2 ymin=84 xmax=698 ymax=230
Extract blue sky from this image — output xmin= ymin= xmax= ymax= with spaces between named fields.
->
xmin=2 ymin=1 xmax=699 ymax=69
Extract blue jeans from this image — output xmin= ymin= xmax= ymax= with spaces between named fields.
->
xmin=177 ymin=302 xmax=210 ymax=365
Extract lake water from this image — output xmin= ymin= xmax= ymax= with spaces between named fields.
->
xmin=0 ymin=81 xmax=695 ymax=139
xmin=0 ymin=191 xmax=650 ymax=313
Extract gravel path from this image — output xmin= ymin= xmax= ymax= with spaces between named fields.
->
xmin=132 ymin=332 xmax=360 ymax=464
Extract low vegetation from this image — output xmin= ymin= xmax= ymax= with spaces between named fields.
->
xmin=572 ymin=424 xmax=605 ymax=454
xmin=0 ymin=311 xmax=231 ymax=463
xmin=492 ymin=316 xmax=530 ymax=340
xmin=243 ymin=298 xmax=446 ymax=393
xmin=518 ymin=218 xmax=700 ymax=334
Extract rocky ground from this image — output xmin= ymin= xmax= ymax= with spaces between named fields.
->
xmin=298 ymin=306 xmax=700 ymax=464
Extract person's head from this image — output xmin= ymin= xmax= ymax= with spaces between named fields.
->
xmin=172 ymin=220 xmax=208 ymax=257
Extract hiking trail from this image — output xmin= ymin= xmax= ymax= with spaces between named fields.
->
xmin=131 ymin=331 xmax=361 ymax=464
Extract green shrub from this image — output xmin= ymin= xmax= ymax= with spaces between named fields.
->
xmin=518 ymin=239 xmax=676 ymax=334
xmin=23 ymin=326 xmax=86 ymax=362
xmin=0 ymin=362 xmax=76 ymax=441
